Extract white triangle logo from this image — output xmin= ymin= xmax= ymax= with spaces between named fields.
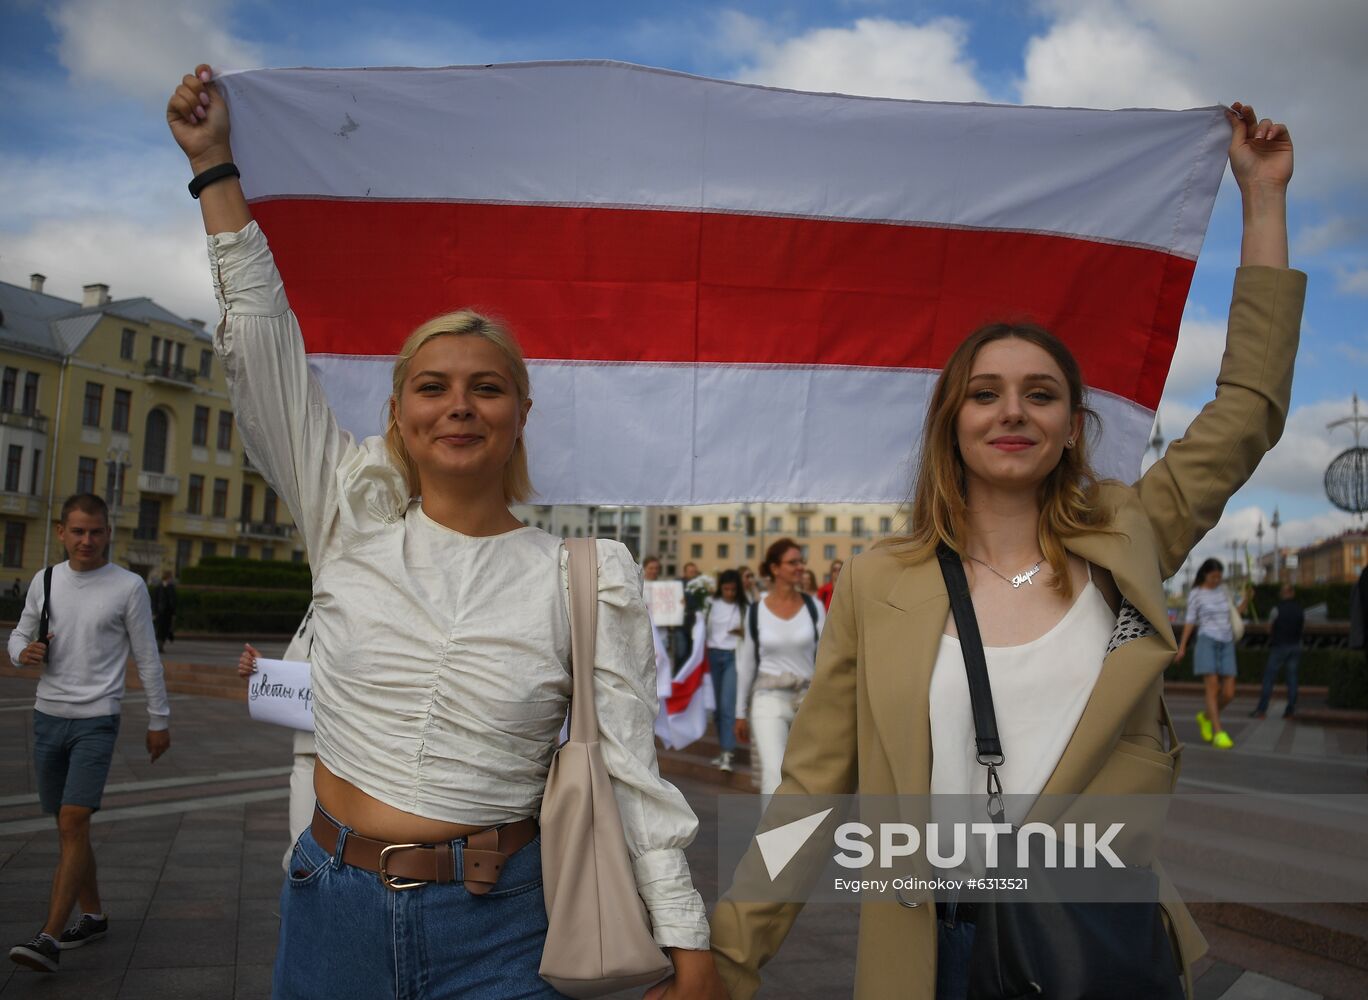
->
xmin=755 ymin=808 xmax=834 ymax=881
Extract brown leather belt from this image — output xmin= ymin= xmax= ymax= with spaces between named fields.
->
xmin=310 ymin=806 xmax=538 ymax=894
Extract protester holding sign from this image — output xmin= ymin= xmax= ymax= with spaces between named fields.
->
xmin=168 ymin=66 xmax=720 ymax=1000
xmin=711 ymin=103 xmax=1303 ymax=999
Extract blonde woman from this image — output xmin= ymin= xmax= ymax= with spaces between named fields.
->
xmin=710 ymin=103 xmax=1302 ymax=999
xmin=168 ymin=66 xmax=723 ymax=1000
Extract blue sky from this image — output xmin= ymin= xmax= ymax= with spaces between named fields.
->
xmin=2 ymin=0 xmax=1366 ymax=573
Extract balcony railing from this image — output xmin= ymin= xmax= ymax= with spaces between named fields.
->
xmin=137 ymin=471 xmax=180 ymax=496
xmin=239 ymin=520 xmax=295 ymax=540
xmin=0 ymin=409 xmax=47 ymax=432
xmin=0 ymin=492 xmax=43 ymax=517
xmin=144 ymin=360 xmax=198 ymax=387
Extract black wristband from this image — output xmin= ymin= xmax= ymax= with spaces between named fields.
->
xmin=189 ymin=162 xmax=240 ymax=199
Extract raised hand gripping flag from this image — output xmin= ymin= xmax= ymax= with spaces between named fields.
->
xmin=217 ymin=61 xmax=1229 ymax=504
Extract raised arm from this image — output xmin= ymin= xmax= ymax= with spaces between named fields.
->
xmin=167 ymin=65 xmax=252 ymax=235
xmin=1136 ymin=102 xmax=1304 ymax=578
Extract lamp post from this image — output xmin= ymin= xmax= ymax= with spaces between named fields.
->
xmin=105 ymin=446 xmax=130 ymax=559
xmin=1149 ymin=410 xmax=1165 ymax=458
xmin=1256 ymin=517 xmax=1265 ymax=582
xmin=1271 ymin=506 xmax=1282 ymax=582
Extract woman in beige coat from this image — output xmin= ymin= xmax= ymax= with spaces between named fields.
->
xmin=709 ymin=103 xmax=1302 ymax=999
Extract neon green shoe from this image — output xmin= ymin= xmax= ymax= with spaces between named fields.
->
xmin=1196 ymin=711 xmax=1213 ymax=743
xmin=1212 ymin=731 xmax=1234 ymax=750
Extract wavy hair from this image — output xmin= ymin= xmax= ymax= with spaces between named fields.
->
xmin=882 ymin=322 xmax=1115 ymax=598
xmin=384 ymin=309 xmax=533 ymax=503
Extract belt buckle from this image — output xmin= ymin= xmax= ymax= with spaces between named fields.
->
xmin=378 ymin=843 xmax=426 ymax=891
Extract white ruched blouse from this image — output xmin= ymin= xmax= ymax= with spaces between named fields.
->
xmin=207 ymin=222 xmax=708 ymax=950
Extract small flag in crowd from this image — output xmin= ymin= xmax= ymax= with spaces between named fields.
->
xmin=218 ymin=61 xmax=1229 ymax=504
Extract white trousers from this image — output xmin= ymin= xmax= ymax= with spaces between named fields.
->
xmin=750 ymin=688 xmax=805 ymax=797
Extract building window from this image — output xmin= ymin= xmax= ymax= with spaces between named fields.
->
xmin=824 ymin=544 xmax=836 ymax=560
xmin=136 ymin=498 xmax=160 ymax=540
xmin=796 ymin=516 xmax=809 ymax=538
xmin=667 ymin=514 xmax=678 ymax=526
xmin=691 ymin=543 xmax=703 ymax=558
xmin=174 ymin=342 xmax=186 ymax=371
xmin=0 ymin=368 xmax=16 ymax=411
xmin=212 ymin=478 xmax=229 ymax=518
xmin=824 ymin=516 xmax=837 ymax=532
xmin=82 ymin=382 xmax=103 ymax=427
xmin=263 ymin=488 xmax=278 ymax=525
xmin=240 ymin=482 xmax=255 ymax=521
xmin=852 ymin=544 xmax=864 ymax=556
xmin=202 ymin=541 xmax=217 ymax=559
xmin=879 ymin=516 xmax=892 ymax=534
xmin=3 ymin=522 xmax=24 ymax=567
xmin=192 ymin=406 xmax=209 ymax=446
xmin=746 ymin=543 xmax=756 ymax=558
xmin=292 ymin=550 xmax=304 ymax=563
xmin=718 ymin=543 xmax=730 ymax=559
xmin=262 ymin=545 xmax=276 ymax=561
xmin=768 ymin=516 xmax=782 ymax=532
xmin=199 ymin=349 xmax=212 ymax=378
xmin=234 ymin=543 xmax=250 ymax=559
xmin=76 ymin=456 xmax=97 ymax=494
xmin=150 ymin=335 xmax=161 ymax=362
xmin=120 ymin=328 xmax=136 ymax=360
xmin=800 ymin=545 xmax=809 ymax=561
xmin=112 ymin=389 xmax=131 ymax=433
xmin=718 ymin=516 xmax=729 ymax=532
xmin=851 ymin=516 xmax=865 ymax=537
xmin=4 ymin=446 xmax=21 ymax=492
xmin=176 ymin=538 xmax=193 ymax=573
xmin=691 ymin=516 xmax=703 ymax=531
xmin=187 ymin=474 xmax=204 ymax=514
xmin=217 ymin=411 xmax=233 ymax=450
xmin=21 ymin=372 xmax=38 ymax=415
xmin=29 ymin=450 xmax=41 ymax=495
xmin=142 ymin=409 xmax=168 ymax=473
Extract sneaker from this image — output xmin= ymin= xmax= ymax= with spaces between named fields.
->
xmin=1212 ymin=731 xmax=1235 ymax=750
xmin=1196 ymin=711 xmax=1213 ymax=743
xmin=717 ymin=751 xmax=734 ymax=773
xmin=708 ymin=753 xmax=724 ymax=767
xmin=9 ymin=933 xmax=59 ymax=972
xmin=58 ymin=914 xmax=107 ymax=950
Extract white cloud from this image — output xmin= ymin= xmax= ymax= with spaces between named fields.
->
xmin=1156 ymin=315 xmax=1227 ymax=402
xmin=1336 ymin=267 xmax=1368 ymax=297
xmin=1295 ymin=216 xmax=1368 ymax=257
xmin=50 ymin=0 xmax=263 ymax=103
xmin=725 ymin=15 xmax=990 ymax=103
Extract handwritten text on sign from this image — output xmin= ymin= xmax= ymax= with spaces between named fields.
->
xmin=246 ymin=658 xmax=314 ymax=732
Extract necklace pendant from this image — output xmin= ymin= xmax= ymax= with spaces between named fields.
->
xmin=1011 ymin=565 xmax=1040 ymax=589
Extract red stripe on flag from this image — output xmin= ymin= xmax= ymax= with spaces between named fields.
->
xmin=252 ymin=199 xmax=1194 ymax=408
xmin=666 ymin=656 xmax=709 ymax=716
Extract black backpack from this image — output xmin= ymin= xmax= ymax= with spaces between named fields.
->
xmin=36 ymin=565 xmax=53 ymax=662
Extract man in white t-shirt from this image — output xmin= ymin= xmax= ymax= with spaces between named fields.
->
xmin=7 ymin=494 xmax=171 ymax=974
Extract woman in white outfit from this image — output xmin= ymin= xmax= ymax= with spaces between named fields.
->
xmin=734 ymin=538 xmax=825 ymax=796
xmin=168 ymin=64 xmax=723 ymax=1000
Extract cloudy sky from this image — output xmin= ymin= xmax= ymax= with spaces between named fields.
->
xmin=2 ymin=0 xmax=1366 ymax=573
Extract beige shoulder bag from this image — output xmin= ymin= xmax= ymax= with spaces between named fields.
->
xmin=538 ymin=538 xmax=673 ymax=997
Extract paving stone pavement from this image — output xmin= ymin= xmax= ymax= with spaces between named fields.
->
xmin=0 ymin=675 xmax=1355 ymax=998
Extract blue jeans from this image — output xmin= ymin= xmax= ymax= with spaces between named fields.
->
xmin=273 ymin=809 xmax=566 ymax=999
xmin=1193 ymin=634 xmax=1237 ymax=676
xmin=708 ymin=648 xmax=737 ymax=752
xmin=935 ymin=901 xmax=977 ymax=1000
xmin=1255 ymin=645 xmax=1300 ymax=715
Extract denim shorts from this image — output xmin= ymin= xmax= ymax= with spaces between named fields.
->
xmin=1194 ymin=634 xmax=1238 ymax=677
xmin=273 ymin=806 xmax=567 ymax=999
xmin=32 ymin=710 xmax=121 ymax=815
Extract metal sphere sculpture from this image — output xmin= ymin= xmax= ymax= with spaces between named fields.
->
xmin=1325 ymin=446 xmax=1368 ymax=514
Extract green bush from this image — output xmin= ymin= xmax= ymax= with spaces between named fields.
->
xmin=172 ymin=585 xmax=311 ymax=634
xmin=0 ymin=596 xmax=23 ymax=621
xmin=1328 ymin=651 xmax=1368 ymax=710
xmin=180 ymin=556 xmax=311 ymax=590
xmin=1167 ymin=645 xmax=1351 ymax=687
xmin=1249 ymin=582 xmax=1353 ymax=621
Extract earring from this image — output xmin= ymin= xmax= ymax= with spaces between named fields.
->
xmin=1066 ymin=438 xmax=1075 ymax=448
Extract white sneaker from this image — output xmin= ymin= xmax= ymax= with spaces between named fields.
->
xmin=717 ymin=751 xmax=734 ymax=773
xmin=708 ymin=752 xmax=724 ymax=766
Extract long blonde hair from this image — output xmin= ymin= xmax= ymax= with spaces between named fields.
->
xmin=884 ymin=322 xmax=1114 ymax=598
xmin=384 ymin=309 xmax=534 ymax=503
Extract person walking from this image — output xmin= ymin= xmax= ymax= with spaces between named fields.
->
xmin=168 ymin=66 xmax=721 ymax=1000
xmin=7 ymin=494 xmax=171 ymax=973
xmin=705 ymin=570 xmax=747 ymax=773
xmin=710 ymin=102 xmax=1300 ymax=998
xmin=152 ymin=570 xmax=177 ymax=651
xmin=1175 ymin=558 xmax=1248 ymax=748
xmin=1251 ymin=582 xmax=1304 ymax=719
xmin=739 ymin=566 xmax=762 ymax=605
xmin=817 ymin=560 xmax=843 ymax=610
xmin=734 ymin=539 xmax=824 ymax=796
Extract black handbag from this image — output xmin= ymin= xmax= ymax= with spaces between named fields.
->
xmin=935 ymin=543 xmax=1183 ymax=1000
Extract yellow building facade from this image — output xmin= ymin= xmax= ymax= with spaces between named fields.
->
xmin=0 ymin=275 xmax=300 ymax=584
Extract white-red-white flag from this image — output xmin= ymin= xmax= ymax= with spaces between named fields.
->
xmin=218 ymin=61 xmax=1229 ymax=503
xmin=653 ymin=615 xmax=714 ymax=751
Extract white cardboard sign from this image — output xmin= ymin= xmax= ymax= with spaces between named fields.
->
xmin=643 ymin=581 xmax=686 ymax=627
xmin=246 ymin=659 xmax=315 ymax=732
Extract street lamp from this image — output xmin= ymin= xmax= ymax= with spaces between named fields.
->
xmin=1255 ymin=517 xmax=1264 ymax=582
xmin=1149 ymin=410 xmax=1165 ymax=458
xmin=1270 ymin=506 xmax=1282 ymax=582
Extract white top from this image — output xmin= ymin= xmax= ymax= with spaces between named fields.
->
xmin=735 ymin=595 xmax=826 ymax=719
xmin=705 ymin=600 xmax=743 ymax=651
xmin=1185 ymin=585 xmax=1234 ymax=642
xmin=207 ymin=221 xmax=706 ymax=949
xmin=8 ymin=562 xmax=169 ymax=729
xmin=929 ymin=577 xmax=1115 ymax=817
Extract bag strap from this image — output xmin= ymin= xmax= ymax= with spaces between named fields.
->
xmin=935 ymin=543 xmax=1005 ymax=810
xmin=801 ymin=592 xmax=820 ymax=644
xmin=38 ymin=565 xmax=53 ymax=654
xmin=748 ymin=600 xmax=760 ymax=652
xmin=564 ymin=538 xmax=600 ymax=743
